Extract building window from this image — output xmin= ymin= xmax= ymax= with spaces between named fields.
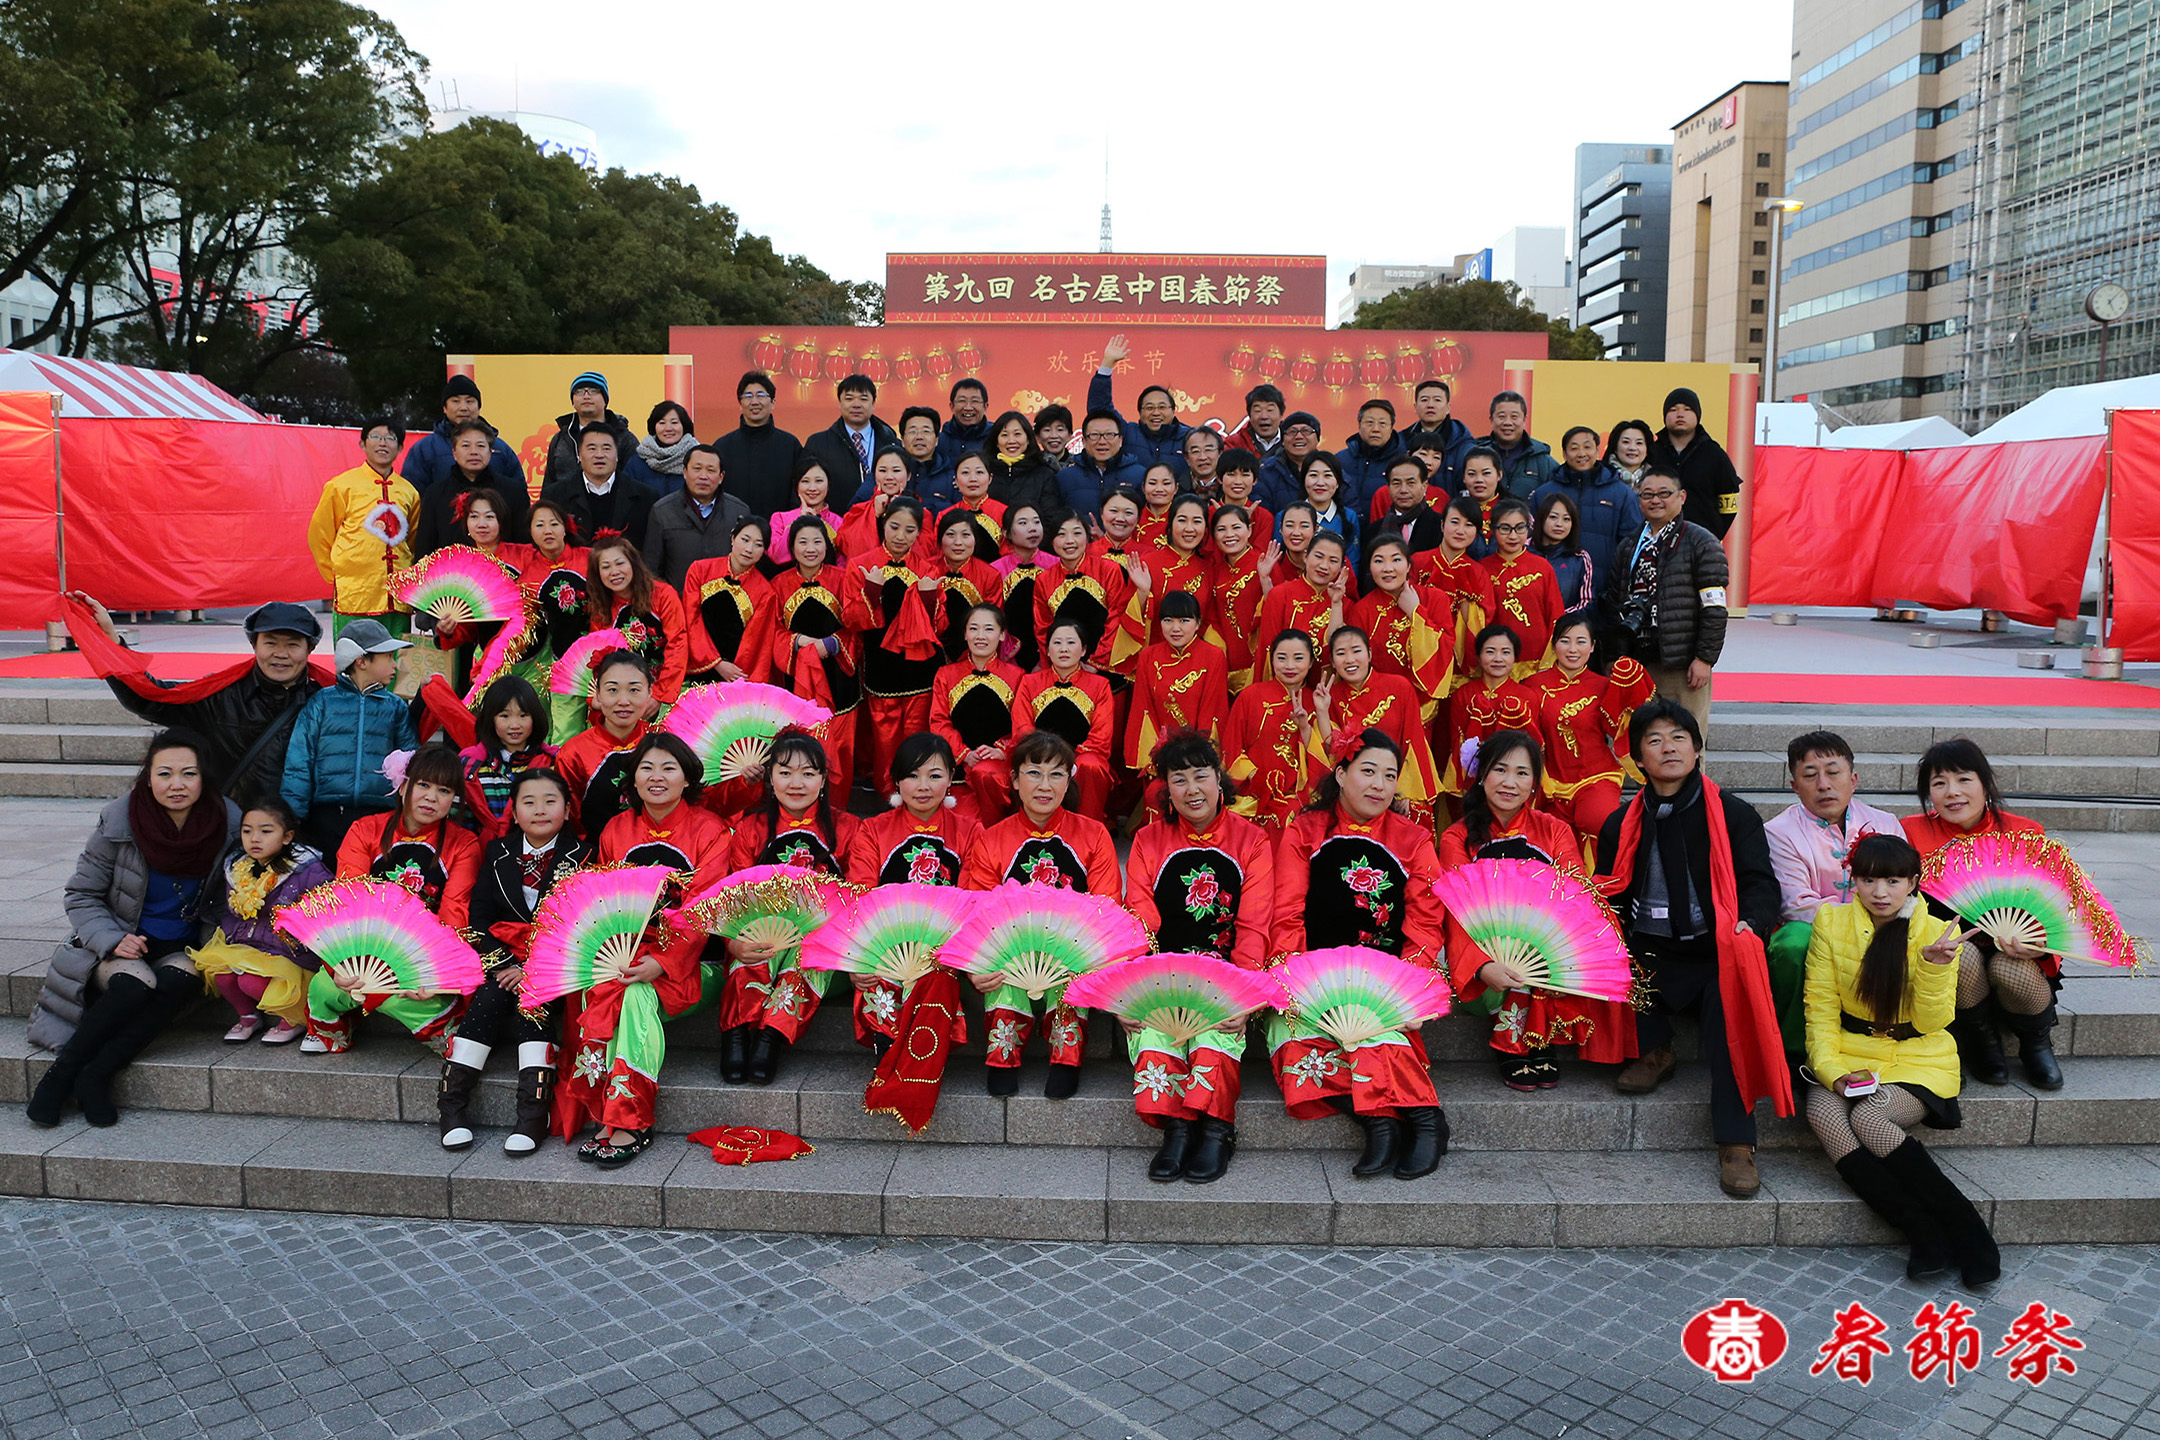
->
xmin=1750 ymin=328 xmax=1765 ymax=342
xmin=1757 ymin=152 xmax=1772 ymax=166
xmin=1752 ymin=270 xmax=1767 ymax=284
xmin=1754 ymin=213 xmax=1770 ymax=226
xmin=1754 ymin=241 xmax=1769 ymax=255
xmin=1750 ymin=299 xmax=1765 ymax=314
xmin=1755 ymin=182 xmax=1771 ymax=196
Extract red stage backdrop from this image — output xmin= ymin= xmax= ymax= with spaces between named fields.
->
xmin=884 ymin=254 xmax=1328 ymax=325
xmin=2108 ymin=409 xmax=2160 ymax=660
xmin=670 ymin=325 xmax=1545 ymax=446
xmin=1748 ymin=447 xmax=1905 ymax=608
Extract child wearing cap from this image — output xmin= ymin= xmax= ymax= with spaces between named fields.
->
xmin=279 ymin=618 xmax=420 ymax=856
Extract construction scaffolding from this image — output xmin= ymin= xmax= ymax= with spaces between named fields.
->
xmin=1959 ymin=0 xmax=2160 ymax=429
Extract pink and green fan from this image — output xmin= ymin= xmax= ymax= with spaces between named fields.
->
xmin=686 ymin=864 xmax=845 ymax=955
xmin=662 ymin=682 xmax=833 ymax=782
xmin=801 ymin=883 xmax=974 ymax=986
xmin=1062 ymin=953 xmax=1286 ymax=1043
xmin=1429 ymin=858 xmax=1634 ymax=1000
xmin=549 ymin=628 xmax=632 ymax=697
xmin=938 ymin=882 xmax=1150 ymax=1000
xmin=276 ymin=880 xmax=484 ymax=997
xmin=1269 ymin=946 xmax=1454 ymax=1049
xmin=521 ymin=864 xmax=678 ymax=1003
xmin=390 ymin=546 xmax=524 ymax=626
xmin=464 ymin=605 xmax=539 ymax=704
xmin=1923 ymin=830 xmax=2148 ymax=969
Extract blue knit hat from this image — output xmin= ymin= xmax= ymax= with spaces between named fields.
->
xmin=571 ymin=371 xmax=609 ymax=401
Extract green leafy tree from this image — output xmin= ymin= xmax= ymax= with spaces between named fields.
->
xmin=1345 ymin=277 xmax=1604 ymax=361
xmin=301 ymin=120 xmax=882 ymax=411
xmin=0 ymin=0 xmax=422 ymax=393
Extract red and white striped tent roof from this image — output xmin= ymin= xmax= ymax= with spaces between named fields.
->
xmin=0 ymin=349 xmax=264 ymax=423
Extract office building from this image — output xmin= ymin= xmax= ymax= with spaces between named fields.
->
xmin=1573 ymin=143 xmax=1673 ymax=359
xmin=1667 ymin=83 xmax=1790 ymax=369
xmin=1337 ymin=259 xmax=1476 ymax=324
xmin=1958 ymin=0 xmax=2160 ymax=427
xmin=1484 ymin=227 xmax=1574 ymax=321
xmin=1775 ymin=0 xmax=1980 ymax=417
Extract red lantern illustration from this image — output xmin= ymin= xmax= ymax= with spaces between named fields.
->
xmin=788 ymin=337 xmax=822 ymax=388
xmin=859 ymin=347 xmax=889 ymax=385
xmin=924 ymin=345 xmax=954 ymax=383
xmin=1359 ymin=347 xmax=1389 ymax=387
xmin=1256 ymin=347 xmax=1287 ymax=382
xmin=821 ymin=341 xmax=854 ymax=383
xmin=1430 ymin=337 xmax=1467 ymax=383
xmin=893 ymin=348 xmax=922 ymax=386
xmin=1288 ymin=349 xmax=1318 ymax=391
xmin=751 ymin=333 xmax=784 ymax=372
xmin=1227 ymin=338 xmax=1256 ymax=376
xmin=1392 ymin=342 xmax=1427 ymax=387
xmin=1323 ymin=349 xmax=1354 ymax=394
xmin=954 ymin=336 xmax=984 ymax=372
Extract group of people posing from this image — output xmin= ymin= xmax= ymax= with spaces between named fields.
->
xmin=30 ymin=351 xmax=2045 ymax=1291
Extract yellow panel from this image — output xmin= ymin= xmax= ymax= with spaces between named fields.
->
xmin=452 ymin=355 xmax=680 ymax=495
xmin=1506 ymin=360 xmax=1754 ymax=450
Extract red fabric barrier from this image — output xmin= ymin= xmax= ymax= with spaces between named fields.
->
xmin=0 ymin=410 xmax=356 ymax=629
xmin=1747 ymin=437 xmax=2106 ymax=626
xmin=1871 ymin=437 xmax=2106 ymax=627
xmin=1747 ymin=446 xmax=1904 ymax=607
xmin=0 ymin=393 xmax=60 ymax=628
xmin=2107 ymin=410 xmax=2160 ymax=660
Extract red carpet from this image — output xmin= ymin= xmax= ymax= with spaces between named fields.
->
xmin=0 ymin=651 xmax=248 ymax=680
xmin=1717 ymin=673 xmax=2160 ymax=708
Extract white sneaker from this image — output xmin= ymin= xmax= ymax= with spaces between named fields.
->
xmin=298 ymin=1034 xmax=329 ymax=1054
xmin=503 ymin=1132 xmax=538 ymax=1156
xmin=440 ymin=1127 xmax=474 ymax=1150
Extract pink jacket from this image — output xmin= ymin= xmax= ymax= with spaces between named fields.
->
xmin=1763 ymin=799 xmax=1904 ymax=925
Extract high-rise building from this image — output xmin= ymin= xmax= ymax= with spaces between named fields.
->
xmin=1573 ymin=143 xmax=1673 ymax=359
xmin=1775 ymin=0 xmax=1980 ymax=417
xmin=1668 ymin=83 xmax=1790 ymax=368
xmin=1486 ymin=227 xmax=1574 ymax=322
xmin=1957 ymin=0 xmax=2160 ymax=427
xmin=1337 ymin=258 xmax=1479 ymax=324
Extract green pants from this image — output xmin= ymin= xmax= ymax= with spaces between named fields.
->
xmin=1767 ymin=921 xmax=1812 ymax=1057
xmin=306 ymin=968 xmax=459 ymax=1048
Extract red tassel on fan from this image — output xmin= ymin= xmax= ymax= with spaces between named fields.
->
xmin=881 ymin=584 xmax=942 ymax=662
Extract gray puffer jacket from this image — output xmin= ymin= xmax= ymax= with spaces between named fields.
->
xmin=1596 ymin=518 xmax=1730 ymax=670
xmin=62 ymin=795 xmax=242 ymax=960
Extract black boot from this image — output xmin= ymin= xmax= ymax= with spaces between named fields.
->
xmin=985 ymin=1066 xmax=1020 ymax=1096
xmin=746 ymin=1027 xmax=784 ymax=1085
xmin=1351 ymin=1115 xmax=1400 ymax=1178
xmin=1044 ymin=1063 xmax=1081 ymax=1099
xmin=1835 ymin=1148 xmax=1951 ymax=1280
xmin=870 ymin=1034 xmax=893 ymax=1061
xmin=75 ymin=968 xmax=188 ymax=1127
xmin=2004 ymin=1005 xmax=2063 ymax=1091
xmin=1393 ymin=1107 xmax=1448 ymax=1180
xmin=1952 ymin=1001 xmax=2009 ymax=1085
xmin=507 ymin=1067 xmax=553 ymax=1156
xmin=27 ymin=973 xmax=150 ymax=1126
xmin=1878 ymin=1137 xmax=2000 ymax=1288
xmin=1183 ymin=1119 xmax=1236 ymax=1184
xmin=719 ymin=1026 xmax=750 ymax=1085
xmin=1147 ymin=1118 xmax=1192 ymax=1182
xmin=438 ymin=1060 xmax=483 ymax=1149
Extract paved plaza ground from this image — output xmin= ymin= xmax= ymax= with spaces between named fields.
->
xmin=0 ymin=1197 xmax=2153 ymax=1440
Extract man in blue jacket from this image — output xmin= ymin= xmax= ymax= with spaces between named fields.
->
xmin=400 ymin=376 xmax=525 ymax=495
xmin=1397 ymin=379 xmax=1474 ymax=495
xmin=1336 ymin=398 xmax=1406 ymax=518
xmin=1256 ymin=410 xmax=1324 ymax=514
xmin=856 ymin=406 xmax=958 ymax=510
xmin=280 ymin=618 xmax=418 ymax=856
xmin=1532 ymin=425 xmax=1644 ymax=586
xmin=1057 ymin=408 xmax=1145 ymax=520
xmin=1089 ymin=333 xmax=1192 ymax=478
xmin=1478 ymin=391 xmax=1560 ymax=499
xmin=933 ymin=378 xmax=992 ymax=469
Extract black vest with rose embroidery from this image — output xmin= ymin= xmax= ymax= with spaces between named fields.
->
xmin=1149 ymin=843 xmax=1245 ymax=958
xmin=1303 ymin=831 xmax=1411 ymax=955
xmin=538 ymin=569 xmax=591 ymax=657
xmin=873 ymin=830 xmax=965 ymax=887
xmin=754 ymin=820 xmax=843 ymax=876
xmin=1003 ymin=833 xmax=1091 ymax=891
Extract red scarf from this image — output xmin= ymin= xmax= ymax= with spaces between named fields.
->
xmin=877 ymin=568 xmax=942 ymax=662
xmin=861 ymin=968 xmax=966 ymax=1133
xmin=1596 ymin=774 xmax=1793 ymax=1118
xmin=63 ymin=594 xmax=335 ymax=701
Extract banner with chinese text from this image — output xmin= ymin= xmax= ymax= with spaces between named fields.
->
xmin=884 ymin=254 xmax=1327 ymax=325
xmin=669 ymin=325 xmax=1545 ymax=447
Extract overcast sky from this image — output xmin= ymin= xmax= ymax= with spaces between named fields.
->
xmin=371 ymin=0 xmax=1794 ymax=313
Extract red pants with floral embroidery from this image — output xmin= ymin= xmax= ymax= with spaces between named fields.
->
xmin=1267 ymin=1013 xmax=1437 ymax=1118
xmin=1126 ymin=1026 xmax=1243 ymax=1126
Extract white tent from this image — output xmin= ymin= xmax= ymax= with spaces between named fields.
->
xmin=1752 ymin=402 xmax=1968 ymax=450
xmin=0 ymin=349 xmax=262 ymax=422
xmin=1967 ymin=374 xmax=2160 ymax=444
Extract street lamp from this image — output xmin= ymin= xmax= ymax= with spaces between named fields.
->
xmin=1761 ymin=197 xmax=1804 ymax=403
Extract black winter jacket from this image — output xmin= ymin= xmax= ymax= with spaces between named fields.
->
xmin=544 ymin=410 xmax=637 ymax=492
xmin=1596 ymin=519 xmax=1730 ymax=670
xmin=713 ymin=420 xmax=805 ymax=521
xmin=1595 ymin=770 xmax=1783 ymax=943
xmin=108 ymin=666 xmax=324 ymax=803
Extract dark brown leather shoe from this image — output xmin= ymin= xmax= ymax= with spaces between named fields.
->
xmin=1615 ymin=1046 xmax=1677 ymax=1094
xmin=1718 ymin=1144 xmax=1761 ymax=1198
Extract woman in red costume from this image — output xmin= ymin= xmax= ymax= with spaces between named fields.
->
xmin=1206 ymin=505 xmax=1267 ymax=692
xmin=1223 ymin=629 xmax=1326 ymax=830
xmin=1012 ymin=620 xmax=1118 ymax=818
xmin=586 ymin=535 xmax=687 ymax=708
xmin=1479 ymin=498 xmax=1565 ymax=676
xmin=754 ymin=515 xmax=861 ymax=792
xmin=1253 ymin=520 xmax=1349 ymax=683
xmin=1412 ymin=496 xmax=1497 ymax=692
xmin=1347 ymin=534 xmax=1453 ymax=727
xmin=995 ymin=502 xmax=1047 ymax=672
xmin=1311 ymin=626 xmax=1439 ymax=815
xmin=930 ymin=605 xmax=1024 ymax=822
xmin=927 ymin=509 xmax=1004 ymax=662
xmin=1531 ymin=615 xmax=1653 ymax=866
xmin=681 ymin=516 xmax=774 ymax=686
xmin=849 ymin=498 xmax=942 ymax=802
xmin=553 ymin=650 xmax=654 ymax=847
xmin=1437 ymin=623 xmax=1540 ymax=804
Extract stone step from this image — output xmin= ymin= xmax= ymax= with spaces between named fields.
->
xmin=1732 ymin=790 xmax=2160 ymax=832
xmin=0 ymin=760 xmax=138 ymax=799
xmin=1711 ymin=750 xmax=2160 ymax=799
xmin=2 ymin=1107 xmax=2155 ymax=1247
xmin=7 ymin=1014 xmax=2157 ymax=1153
xmin=0 ymin=722 xmax=161 ymax=765
xmin=0 ymin=684 xmax=144 ymax=729
xmin=1707 ymin=707 xmax=2160 ymax=759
